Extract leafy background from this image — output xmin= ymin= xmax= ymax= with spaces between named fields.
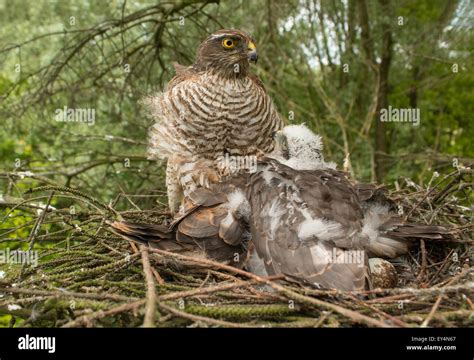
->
xmin=0 ymin=0 xmax=472 ymax=325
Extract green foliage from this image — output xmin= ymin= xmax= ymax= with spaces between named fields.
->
xmin=0 ymin=0 xmax=472 ymax=249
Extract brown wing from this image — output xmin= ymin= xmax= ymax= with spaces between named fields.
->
xmin=175 ymin=176 xmax=250 ymax=264
xmin=246 ymin=158 xmax=370 ymax=291
xmin=110 ymin=176 xmax=249 ymax=266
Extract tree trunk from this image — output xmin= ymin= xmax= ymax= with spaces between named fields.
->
xmin=374 ymin=0 xmax=393 ymax=182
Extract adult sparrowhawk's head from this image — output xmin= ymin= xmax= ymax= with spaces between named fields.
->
xmin=194 ymin=29 xmax=258 ymax=77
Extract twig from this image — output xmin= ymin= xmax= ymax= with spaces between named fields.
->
xmin=148 ymin=248 xmax=389 ymax=327
xmin=416 ymin=239 xmax=428 ymax=284
xmin=140 ymin=245 xmax=157 ymax=327
xmin=157 ymin=302 xmax=250 ymax=328
xmin=421 ymin=295 xmax=443 ymax=328
xmin=62 ymin=300 xmax=145 ymax=328
xmin=0 ymin=286 xmax=138 ymax=302
xmin=151 ymin=268 xmax=165 ymax=285
xmin=158 ymin=275 xmax=284 ymax=301
xmin=346 ymin=295 xmax=408 ymax=328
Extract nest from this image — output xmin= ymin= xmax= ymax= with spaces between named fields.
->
xmin=0 ymin=168 xmax=472 ymax=328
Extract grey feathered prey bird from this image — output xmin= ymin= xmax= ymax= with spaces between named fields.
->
xmin=111 ymin=124 xmax=454 ymax=290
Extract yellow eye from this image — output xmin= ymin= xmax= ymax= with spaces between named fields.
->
xmin=222 ymin=38 xmax=236 ymax=49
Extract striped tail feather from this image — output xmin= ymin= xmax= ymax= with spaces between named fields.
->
xmin=366 ymin=218 xmax=456 ymax=258
xmin=385 ymin=222 xmax=455 ymax=240
xmin=110 ymin=221 xmax=173 ymax=244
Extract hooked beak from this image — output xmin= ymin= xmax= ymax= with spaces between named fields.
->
xmin=247 ymin=41 xmax=258 ymax=64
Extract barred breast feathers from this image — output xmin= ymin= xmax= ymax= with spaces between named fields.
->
xmin=145 ymin=69 xmax=283 ymax=162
